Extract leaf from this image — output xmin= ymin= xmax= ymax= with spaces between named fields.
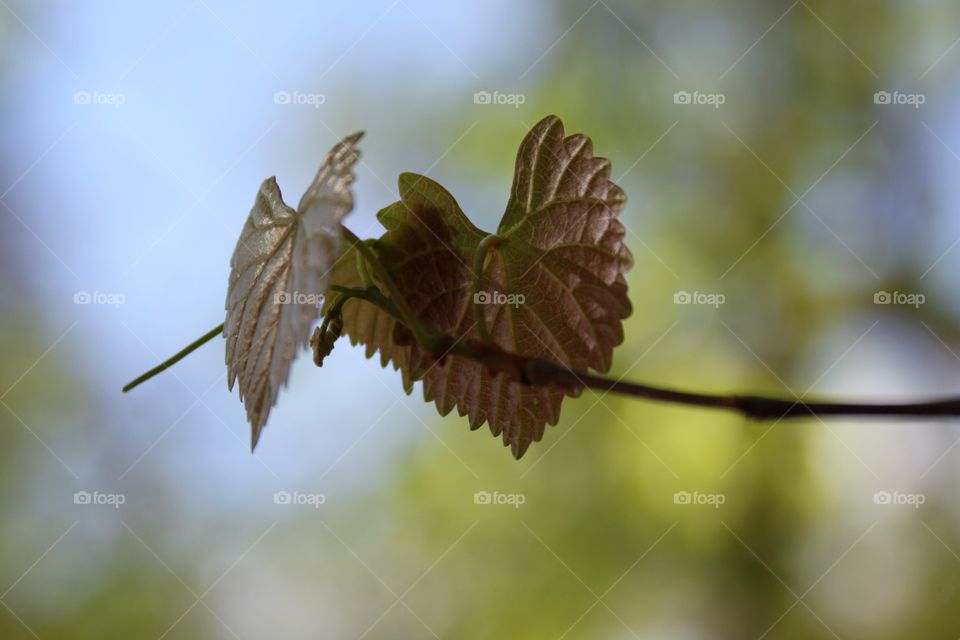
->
xmin=322 ymin=176 xmax=478 ymax=395
xmin=225 ymin=132 xmax=362 ymax=448
xmin=332 ymin=116 xmax=632 ymax=457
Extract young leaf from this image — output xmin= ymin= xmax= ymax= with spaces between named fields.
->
xmin=320 ymin=176 xmax=478 ymax=394
xmin=332 ymin=116 xmax=632 ymax=457
xmin=225 ymin=132 xmax=362 ymax=448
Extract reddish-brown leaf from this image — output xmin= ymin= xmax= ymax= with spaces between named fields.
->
xmin=331 ymin=116 xmax=632 ymax=457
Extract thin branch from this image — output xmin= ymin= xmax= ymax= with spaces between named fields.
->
xmin=121 ymin=278 xmax=960 ymax=421
xmin=315 ymin=272 xmax=960 ymax=421
xmin=122 ymin=324 xmax=223 ymax=392
xmin=527 ymin=357 xmax=960 ymax=420
xmin=417 ymin=336 xmax=960 ymax=421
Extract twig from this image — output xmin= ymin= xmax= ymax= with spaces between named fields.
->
xmin=122 ymin=324 xmax=223 ymax=392
xmin=121 ymin=250 xmax=960 ymax=422
xmin=423 ymin=337 xmax=960 ymax=421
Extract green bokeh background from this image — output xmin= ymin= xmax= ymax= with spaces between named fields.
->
xmin=3 ymin=1 xmax=960 ymax=638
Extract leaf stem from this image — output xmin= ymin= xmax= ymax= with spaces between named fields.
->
xmin=122 ymin=324 xmax=224 ymax=392
xmin=339 ymin=225 xmax=440 ymax=351
xmin=328 ymin=284 xmax=402 ymax=318
xmin=471 ymin=235 xmax=504 ymax=343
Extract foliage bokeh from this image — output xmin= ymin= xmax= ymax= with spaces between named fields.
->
xmin=2 ymin=1 xmax=960 ymax=638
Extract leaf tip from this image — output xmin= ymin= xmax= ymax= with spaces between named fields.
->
xmin=250 ymin=420 xmax=265 ymax=452
xmin=511 ymin=437 xmax=533 ymax=459
xmin=396 ymin=171 xmax=427 ymax=191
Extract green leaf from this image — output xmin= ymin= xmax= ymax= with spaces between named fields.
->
xmin=332 ymin=116 xmax=632 ymax=458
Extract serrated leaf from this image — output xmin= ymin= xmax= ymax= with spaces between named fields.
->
xmin=225 ymin=132 xmax=362 ymax=448
xmin=332 ymin=116 xmax=632 ymax=457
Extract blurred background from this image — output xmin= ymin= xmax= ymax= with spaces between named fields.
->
xmin=2 ymin=0 xmax=960 ymax=637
